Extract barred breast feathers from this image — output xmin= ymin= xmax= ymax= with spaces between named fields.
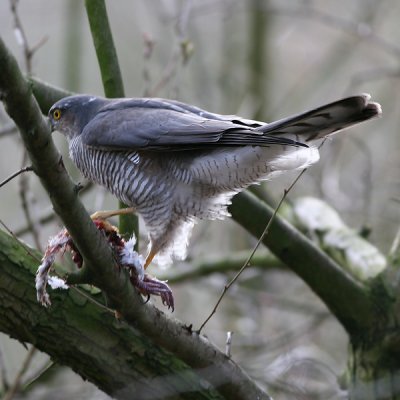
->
xmin=188 ymin=145 xmax=319 ymax=191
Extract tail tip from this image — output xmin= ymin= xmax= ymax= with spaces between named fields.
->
xmin=360 ymin=93 xmax=382 ymax=118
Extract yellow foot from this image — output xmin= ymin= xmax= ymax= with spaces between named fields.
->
xmin=90 ymin=208 xmax=136 ymax=233
xmin=90 ymin=207 xmax=136 ymax=221
xmin=144 ymin=248 xmax=157 ymax=270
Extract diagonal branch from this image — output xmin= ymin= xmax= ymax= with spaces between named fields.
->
xmin=0 ymin=36 xmax=270 ymax=400
xmin=229 ymin=191 xmax=376 ymax=334
xmin=0 ymin=229 xmax=222 ymax=400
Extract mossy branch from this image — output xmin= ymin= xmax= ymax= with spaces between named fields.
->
xmin=0 ymin=229 xmax=223 ymax=400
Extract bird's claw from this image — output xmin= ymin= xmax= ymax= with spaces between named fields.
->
xmin=130 ymin=274 xmax=174 ymax=311
xmin=36 ymin=220 xmax=175 ymax=311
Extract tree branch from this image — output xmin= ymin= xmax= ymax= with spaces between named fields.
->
xmin=28 ymin=77 xmax=72 ymax=114
xmin=84 ymin=0 xmax=125 ymax=98
xmin=0 ymin=229 xmax=222 ymax=400
xmin=229 ymin=191 xmax=377 ymax=334
xmin=0 ymin=36 xmax=270 ymax=400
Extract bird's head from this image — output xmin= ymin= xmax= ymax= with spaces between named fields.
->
xmin=48 ymin=95 xmax=107 ymax=140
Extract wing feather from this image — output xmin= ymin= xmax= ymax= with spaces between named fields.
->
xmin=80 ymin=99 xmax=303 ymax=151
xmin=80 ymin=94 xmax=380 ymax=151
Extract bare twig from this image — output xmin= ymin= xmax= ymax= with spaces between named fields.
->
xmin=389 ymin=225 xmax=400 ymax=259
xmin=10 ymin=0 xmax=46 ymax=252
xmin=14 ymin=208 xmax=56 ymax=236
xmin=270 ymin=4 xmax=400 ymax=59
xmin=22 ymin=360 xmax=55 ymax=391
xmin=236 ymin=313 xmax=329 ymax=359
xmin=0 ymin=166 xmax=33 ymax=189
xmin=3 ymin=346 xmax=37 ymax=400
xmin=225 ymin=332 xmax=233 ymax=358
xmin=15 ymin=181 xmax=94 ymax=237
xmin=19 ymin=153 xmax=42 ymax=251
xmin=198 ymin=168 xmax=308 ymax=333
xmin=10 ymin=0 xmax=47 ymax=74
xmin=145 ymin=0 xmax=194 ymax=97
xmin=189 ymin=3 xmax=399 ymax=59
xmin=162 ymin=250 xmax=282 ymax=284
xmin=141 ymin=32 xmax=155 ymax=96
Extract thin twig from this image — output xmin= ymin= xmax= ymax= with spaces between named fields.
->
xmin=389 ymin=225 xmax=400 ymax=259
xmin=3 ymin=346 xmax=37 ymax=400
xmin=10 ymin=0 xmax=45 ymax=252
xmin=197 ymin=168 xmax=308 ymax=333
xmin=22 ymin=360 xmax=54 ymax=391
xmin=0 ymin=166 xmax=33 ymax=189
xmin=162 ymin=249 xmax=281 ymax=284
xmin=225 ymin=331 xmax=233 ymax=358
xmin=19 ymin=153 xmax=42 ymax=251
xmin=10 ymin=0 xmax=32 ymax=73
xmin=272 ymin=4 xmax=400 ymax=60
xmin=15 ymin=181 xmax=94 ymax=236
xmin=234 ymin=312 xmax=329 ymax=357
xmin=72 ymin=286 xmax=115 ymax=314
xmin=189 ymin=2 xmax=400 ymax=59
xmin=145 ymin=0 xmax=193 ymax=97
xmin=15 ymin=208 xmax=56 ymax=236
xmin=10 ymin=0 xmax=47 ymax=74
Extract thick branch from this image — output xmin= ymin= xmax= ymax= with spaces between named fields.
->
xmin=229 ymin=191 xmax=376 ymax=334
xmin=28 ymin=77 xmax=72 ymax=114
xmin=0 ymin=37 xmax=270 ymax=400
xmin=0 ymin=229 xmax=221 ymax=400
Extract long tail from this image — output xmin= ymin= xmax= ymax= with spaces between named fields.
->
xmin=258 ymin=94 xmax=382 ymax=142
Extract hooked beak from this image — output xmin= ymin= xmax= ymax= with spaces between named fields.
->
xmin=48 ymin=118 xmax=54 ymax=133
xmin=47 ymin=115 xmax=56 ymax=133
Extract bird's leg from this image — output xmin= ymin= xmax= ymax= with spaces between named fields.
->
xmin=90 ymin=207 xmax=136 ymax=221
xmin=91 ymin=208 xmax=156 ymax=269
xmin=144 ymin=247 xmax=157 ymax=269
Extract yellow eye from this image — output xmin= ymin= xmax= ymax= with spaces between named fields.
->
xmin=53 ymin=109 xmax=62 ymax=120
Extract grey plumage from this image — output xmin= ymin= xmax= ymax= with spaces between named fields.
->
xmin=49 ymin=94 xmax=381 ymax=265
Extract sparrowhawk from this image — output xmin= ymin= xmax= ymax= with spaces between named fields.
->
xmin=48 ymin=94 xmax=381 ymax=267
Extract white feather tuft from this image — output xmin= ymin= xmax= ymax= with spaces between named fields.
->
xmin=153 ymin=219 xmax=195 ymax=267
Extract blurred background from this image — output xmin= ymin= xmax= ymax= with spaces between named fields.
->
xmin=0 ymin=0 xmax=398 ymax=399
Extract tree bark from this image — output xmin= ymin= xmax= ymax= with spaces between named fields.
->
xmin=0 ymin=230 xmax=222 ymax=400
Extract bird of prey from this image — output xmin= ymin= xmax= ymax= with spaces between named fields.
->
xmin=48 ymin=94 xmax=381 ymax=267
